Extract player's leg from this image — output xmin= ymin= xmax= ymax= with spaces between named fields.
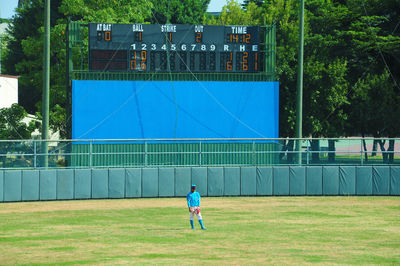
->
xmin=195 ymin=207 xmax=206 ymax=230
xmin=190 ymin=210 xmax=195 ymax=229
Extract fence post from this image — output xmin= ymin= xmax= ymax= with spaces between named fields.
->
xmin=296 ymin=139 xmax=303 ymax=165
xmin=199 ymin=141 xmax=202 ymax=167
xmin=360 ymin=139 xmax=363 ymax=165
xmin=89 ymin=140 xmax=92 ymax=168
xmin=34 ymin=140 xmax=37 ymax=168
xmin=306 ymin=140 xmax=310 ymax=165
xmin=145 ymin=141 xmax=148 ymax=167
xmin=252 ymin=140 xmax=255 ymax=166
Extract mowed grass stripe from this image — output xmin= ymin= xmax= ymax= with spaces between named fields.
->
xmin=0 ymin=197 xmax=399 ymax=265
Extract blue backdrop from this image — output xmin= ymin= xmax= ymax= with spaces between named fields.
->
xmin=72 ymin=80 xmax=279 ymax=139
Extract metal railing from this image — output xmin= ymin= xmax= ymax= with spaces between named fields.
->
xmin=0 ymin=138 xmax=399 ymax=169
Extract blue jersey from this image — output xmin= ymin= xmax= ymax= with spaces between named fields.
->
xmin=187 ymin=191 xmax=201 ymax=207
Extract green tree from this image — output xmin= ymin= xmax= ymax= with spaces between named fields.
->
xmin=59 ymin=0 xmax=153 ymax=23
xmin=149 ymin=0 xmax=210 ymax=24
xmin=348 ymin=70 xmax=399 ymax=162
xmin=301 ymin=0 xmax=352 ymax=138
xmin=242 ymin=0 xmax=264 ymax=9
xmin=206 ymin=0 xmax=262 ymax=25
xmin=260 ymin=0 xmax=353 ymax=161
xmin=0 ymin=18 xmax=11 ymax=23
xmin=261 ymin=0 xmax=299 ymax=139
xmin=0 ymin=104 xmax=39 ymax=167
xmin=340 ymin=0 xmax=400 ymax=162
xmin=0 ymin=104 xmax=37 ymax=139
xmin=342 ymin=0 xmax=400 ymax=136
xmin=0 ymin=27 xmax=8 ymax=73
xmin=3 ymin=0 xmax=64 ymax=114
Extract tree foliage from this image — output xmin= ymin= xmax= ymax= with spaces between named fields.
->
xmin=206 ymin=0 xmax=262 ymax=25
xmin=59 ymin=0 xmax=153 ymax=23
xmin=341 ymin=0 xmax=400 ymax=138
xmin=149 ymin=0 xmax=210 ymax=24
xmin=242 ymin=0 xmax=264 ymax=9
xmin=0 ymin=104 xmax=37 ymax=139
xmin=3 ymin=0 xmax=64 ymax=114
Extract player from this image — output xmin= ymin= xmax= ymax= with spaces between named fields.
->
xmin=186 ymin=184 xmax=206 ymax=230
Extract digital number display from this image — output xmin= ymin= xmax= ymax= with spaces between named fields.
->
xmin=226 ymin=33 xmax=251 ymax=43
xmin=89 ymin=23 xmax=262 ymax=73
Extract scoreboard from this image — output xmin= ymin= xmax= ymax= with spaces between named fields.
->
xmin=89 ymin=23 xmax=263 ymax=73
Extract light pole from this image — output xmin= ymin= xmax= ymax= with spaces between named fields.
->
xmin=41 ymin=0 xmax=50 ymax=167
xmin=296 ymin=0 xmax=305 ymax=164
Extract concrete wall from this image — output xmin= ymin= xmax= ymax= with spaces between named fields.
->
xmin=1 ymin=166 xmax=399 ymax=202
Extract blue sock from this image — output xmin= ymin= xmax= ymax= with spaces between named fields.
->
xmin=199 ymin=220 xmax=206 ymax=230
xmin=190 ymin=220 xmax=194 ymax=229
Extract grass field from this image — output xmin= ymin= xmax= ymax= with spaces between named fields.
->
xmin=0 ymin=197 xmax=399 ymax=265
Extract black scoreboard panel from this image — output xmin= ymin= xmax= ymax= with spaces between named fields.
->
xmin=89 ymin=23 xmax=263 ymax=73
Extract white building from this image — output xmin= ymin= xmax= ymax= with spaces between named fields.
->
xmin=0 ymin=74 xmax=19 ymax=108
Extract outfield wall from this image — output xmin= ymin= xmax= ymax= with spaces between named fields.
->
xmin=0 ymin=166 xmax=399 ymax=202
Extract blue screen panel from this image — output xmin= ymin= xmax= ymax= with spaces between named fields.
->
xmin=72 ymin=80 xmax=279 ymax=139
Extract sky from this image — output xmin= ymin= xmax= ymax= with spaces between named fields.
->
xmin=0 ymin=0 xmax=18 ymax=18
xmin=0 ymin=0 xmax=241 ymax=19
